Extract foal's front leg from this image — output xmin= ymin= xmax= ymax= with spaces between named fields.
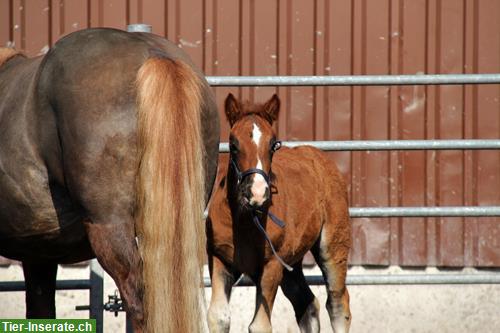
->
xmin=249 ymin=260 xmax=283 ymax=333
xmin=208 ymin=255 xmax=238 ymax=333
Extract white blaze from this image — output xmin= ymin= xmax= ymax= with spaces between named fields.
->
xmin=252 ymin=123 xmax=262 ymax=146
xmin=250 ymin=123 xmax=268 ymax=206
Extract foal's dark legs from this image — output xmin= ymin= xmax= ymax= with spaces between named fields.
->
xmin=84 ymin=219 xmax=144 ymax=332
xmin=22 ymin=261 xmax=58 ymax=318
xmin=280 ymin=263 xmax=320 ymax=333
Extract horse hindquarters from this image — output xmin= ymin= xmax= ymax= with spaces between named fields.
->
xmin=79 ymin=57 xmax=210 ymax=332
xmin=43 ymin=31 xmax=215 ymax=332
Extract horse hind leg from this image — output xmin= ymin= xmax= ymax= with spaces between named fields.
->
xmin=280 ymin=263 xmax=320 ymax=333
xmin=311 ymin=229 xmax=351 ymax=333
xmin=84 ymin=218 xmax=144 ymax=332
xmin=22 ymin=261 xmax=58 ymax=318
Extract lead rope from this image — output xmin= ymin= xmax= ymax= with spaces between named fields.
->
xmin=252 ymin=212 xmax=293 ymax=272
xmin=268 ymin=211 xmax=286 ymax=227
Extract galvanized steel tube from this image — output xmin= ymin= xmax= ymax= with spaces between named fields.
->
xmin=349 ymin=206 xmax=500 ymax=217
xmin=203 ymin=206 xmax=500 ymax=218
xmin=208 ymin=74 xmax=500 ymax=86
xmin=0 ymin=279 xmax=91 ymax=292
xmin=90 ymin=260 xmax=104 ymax=333
xmin=204 ymin=273 xmax=500 ymax=286
xmin=345 ymin=274 xmax=500 ymax=285
xmin=126 ymin=24 xmax=152 ymax=33
xmin=219 ymin=139 xmax=500 ymax=152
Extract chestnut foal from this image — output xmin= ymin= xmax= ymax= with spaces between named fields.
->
xmin=206 ymin=94 xmax=351 ymax=333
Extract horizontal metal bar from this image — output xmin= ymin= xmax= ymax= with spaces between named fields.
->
xmin=4 ymin=274 xmax=497 ymax=293
xmin=0 ymin=279 xmax=91 ymax=292
xmin=346 ymin=274 xmax=500 ymax=285
xmin=219 ymin=139 xmax=500 ymax=152
xmin=204 ymin=206 xmax=500 ymax=219
xmin=204 ymin=273 xmax=500 ymax=287
xmin=75 ymin=305 xmax=91 ymax=311
xmin=207 ymin=74 xmax=500 ymax=86
xmin=127 ymin=24 xmax=152 ymax=33
xmin=349 ymin=206 xmax=500 ymax=217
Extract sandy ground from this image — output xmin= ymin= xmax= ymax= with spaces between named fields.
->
xmin=1 ymin=264 xmax=499 ymax=332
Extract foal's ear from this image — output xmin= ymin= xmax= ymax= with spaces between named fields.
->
xmin=263 ymin=94 xmax=280 ymax=124
xmin=224 ymin=93 xmax=241 ymax=127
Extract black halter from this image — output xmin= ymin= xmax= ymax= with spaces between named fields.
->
xmin=229 ymin=156 xmax=293 ymax=271
xmin=230 ymin=157 xmax=270 ymax=185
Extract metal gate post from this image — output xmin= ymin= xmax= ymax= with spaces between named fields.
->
xmin=126 ymin=315 xmax=134 ymax=333
xmin=89 ymin=260 xmax=104 ymax=333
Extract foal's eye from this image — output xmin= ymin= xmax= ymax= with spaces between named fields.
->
xmin=229 ymin=140 xmax=239 ymax=153
xmin=270 ymin=140 xmax=282 ymax=153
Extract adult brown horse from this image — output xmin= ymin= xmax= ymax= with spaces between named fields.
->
xmin=206 ymin=94 xmax=351 ymax=333
xmin=0 ymin=28 xmax=219 ymax=332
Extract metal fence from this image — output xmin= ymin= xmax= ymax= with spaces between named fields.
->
xmin=0 ymin=261 xmax=104 ymax=333
xmin=205 ymin=76 xmax=500 ymax=287
xmin=201 ymin=74 xmax=500 ymax=331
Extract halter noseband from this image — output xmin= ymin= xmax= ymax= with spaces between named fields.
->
xmin=230 ymin=157 xmax=271 ymax=186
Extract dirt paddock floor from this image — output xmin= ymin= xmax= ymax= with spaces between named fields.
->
xmin=1 ymin=264 xmax=499 ymax=332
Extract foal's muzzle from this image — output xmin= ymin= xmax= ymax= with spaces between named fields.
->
xmin=231 ymin=158 xmax=271 ymax=208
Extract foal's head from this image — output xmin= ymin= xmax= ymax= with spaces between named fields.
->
xmin=224 ymin=93 xmax=282 ymax=210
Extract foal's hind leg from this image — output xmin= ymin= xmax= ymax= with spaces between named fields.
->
xmin=311 ymin=232 xmax=351 ymax=333
xmin=84 ymin=219 xmax=144 ymax=332
xmin=280 ymin=263 xmax=320 ymax=333
xmin=22 ymin=261 xmax=58 ymax=318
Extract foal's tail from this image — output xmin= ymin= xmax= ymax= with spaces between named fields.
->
xmin=135 ymin=57 xmax=207 ymax=333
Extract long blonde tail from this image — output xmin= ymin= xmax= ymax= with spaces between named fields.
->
xmin=136 ymin=57 xmax=206 ymax=332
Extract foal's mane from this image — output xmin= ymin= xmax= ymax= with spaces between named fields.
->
xmin=0 ymin=48 xmax=23 ymax=68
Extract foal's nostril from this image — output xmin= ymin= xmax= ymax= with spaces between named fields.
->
xmin=263 ymin=187 xmax=270 ymax=200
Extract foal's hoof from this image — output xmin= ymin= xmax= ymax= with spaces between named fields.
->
xmin=248 ymin=323 xmax=272 ymax=333
xmin=299 ymin=298 xmax=320 ymax=333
